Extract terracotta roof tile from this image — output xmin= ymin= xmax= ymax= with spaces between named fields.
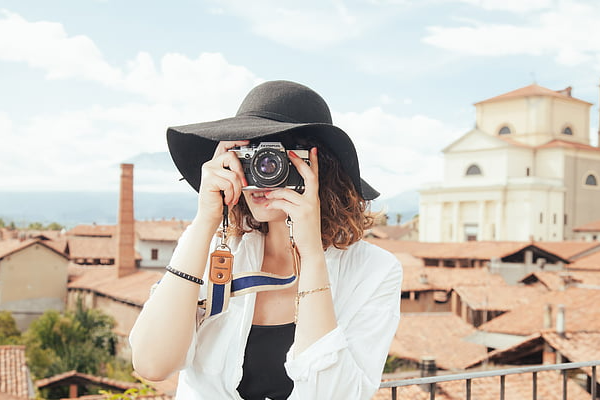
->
xmin=521 ymin=270 xmax=600 ymax=290
xmin=135 ymin=220 xmax=190 ymax=241
xmin=375 ymin=369 xmax=589 ymax=400
xmin=68 ymin=268 xmax=163 ymax=307
xmin=568 ymin=251 xmax=600 ymax=270
xmin=367 ymin=239 xmax=528 ymax=261
xmin=475 ymin=83 xmax=592 ymax=106
xmin=67 ymin=237 xmax=116 ymax=260
xmin=479 ymin=287 xmax=600 ymax=335
xmin=35 ymin=370 xmax=139 ymax=391
xmin=0 ymin=346 xmax=29 ymax=398
xmin=402 ymin=266 xmax=505 ymax=292
xmin=573 ymin=219 xmax=600 ymax=232
xmin=537 ymin=139 xmax=600 ymax=152
xmin=68 ymin=225 xmax=116 ymax=237
xmin=390 ymin=313 xmax=488 ymax=370
xmin=535 ymin=241 xmax=600 ymax=260
xmin=453 ymin=285 xmax=545 ymax=311
xmin=0 ymin=239 xmax=68 ymax=260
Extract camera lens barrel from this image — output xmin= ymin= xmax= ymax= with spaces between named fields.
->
xmin=250 ymin=148 xmax=289 ymax=187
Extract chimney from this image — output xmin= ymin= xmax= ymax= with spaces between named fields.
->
xmin=419 ymin=356 xmax=437 ymax=393
xmin=116 ymin=163 xmax=136 ymax=278
xmin=556 ymin=304 xmax=566 ymax=337
xmin=542 ymin=303 xmax=556 ymax=364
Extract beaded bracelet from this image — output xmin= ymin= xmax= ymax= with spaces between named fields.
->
xmin=166 ymin=265 xmax=204 ymax=285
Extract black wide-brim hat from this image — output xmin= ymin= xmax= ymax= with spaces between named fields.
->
xmin=166 ymin=80 xmax=379 ymax=200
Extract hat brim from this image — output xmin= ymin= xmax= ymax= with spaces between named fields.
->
xmin=167 ymin=115 xmax=380 ymax=200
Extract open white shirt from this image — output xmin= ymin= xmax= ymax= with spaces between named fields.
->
xmin=171 ymin=230 xmax=402 ymax=400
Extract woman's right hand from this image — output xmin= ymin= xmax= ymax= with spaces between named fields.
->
xmin=195 ymin=140 xmax=249 ymax=227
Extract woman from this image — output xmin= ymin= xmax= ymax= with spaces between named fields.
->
xmin=129 ymin=80 xmax=402 ymax=399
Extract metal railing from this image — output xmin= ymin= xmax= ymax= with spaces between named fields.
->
xmin=380 ymin=360 xmax=600 ymax=400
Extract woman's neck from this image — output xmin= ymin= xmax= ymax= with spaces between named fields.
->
xmin=264 ymin=219 xmax=293 ymax=260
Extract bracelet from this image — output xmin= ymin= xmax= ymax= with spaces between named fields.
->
xmin=166 ymin=265 xmax=204 ymax=285
xmin=295 ymin=284 xmax=331 ymax=323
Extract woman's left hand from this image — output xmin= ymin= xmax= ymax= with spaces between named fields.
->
xmin=264 ymin=147 xmax=322 ymax=258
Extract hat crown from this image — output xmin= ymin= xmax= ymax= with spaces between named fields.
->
xmin=236 ymin=80 xmax=333 ymax=125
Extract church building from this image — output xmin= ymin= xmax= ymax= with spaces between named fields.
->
xmin=419 ymin=84 xmax=599 ymax=242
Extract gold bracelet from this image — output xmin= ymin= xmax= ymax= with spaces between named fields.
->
xmin=295 ymin=284 xmax=331 ymax=323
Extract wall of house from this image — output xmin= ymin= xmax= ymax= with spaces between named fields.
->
xmin=0 ymin=244 xmax=68 ymax=330
xmin=137 ymin=239 xmax=176 ymax=268
xmin=401 ymin=291 xmax=451 ymax=313
xmin=563 ymin=153 xmax=600 ymax=239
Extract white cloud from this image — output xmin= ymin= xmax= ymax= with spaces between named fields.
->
xmin=207 ymin=0 xmax=401 ymax=50
xmin=334 ymin=107 xmax=464 ymax=197
xmin=455 ymin=0 xmax=554 ymax=12
xmin=423 ymin=1 xmax=600 ymax=67
xmin=0 ymin=10 xmax=122 ymax=84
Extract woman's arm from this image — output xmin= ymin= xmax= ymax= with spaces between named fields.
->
xmin=129 ymin=140 xmax=248 ymax=381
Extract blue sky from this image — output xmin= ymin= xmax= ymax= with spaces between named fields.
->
xmin=1 ymin=0 xmax=599 ymax=200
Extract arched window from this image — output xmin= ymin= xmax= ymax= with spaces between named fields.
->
xmin=498 ymin=126 xmax=511 ymax=135
xmin=585 ymin=174 xmax=598 ymax=186
xmin=562 ymin=126 xmax=573 ymax=135
xmin=466 ymin=164 xmax=482 ymax=176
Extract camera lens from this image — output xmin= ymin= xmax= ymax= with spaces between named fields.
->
xmin=251 ymin=148 xmax=289 ymax=187
xmin=259 ymin=155 xmax=278 ymax=175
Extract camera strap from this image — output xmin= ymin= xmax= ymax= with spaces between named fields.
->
xmin=204 ymin=207 xmax=299 ymax=318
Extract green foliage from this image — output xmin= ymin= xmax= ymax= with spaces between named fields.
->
xmin=384 ymin=355 xmax=405 ymax=373
xmin=0 ymin=217 xmax=4 ymax=228
xmin=45 ymin=222 xmax=65 ymax=231
xmin=0 ymin=311 xmax=22 ymax=344
xmin=27 ymin=222 xmax=44 ymax=230
xmin=99 ymin=385 xmax=156 ymax=399
xmin=24 ymin=301 xmax=118 ymax=380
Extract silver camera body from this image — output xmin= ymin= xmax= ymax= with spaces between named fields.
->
xmin=229 ymin=142 xmax=310 ymax=190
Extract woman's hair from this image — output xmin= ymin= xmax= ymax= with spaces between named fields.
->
xmin=229 ymin=133 xmax=374 ymax=249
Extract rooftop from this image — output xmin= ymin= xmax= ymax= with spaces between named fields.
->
xmin=0 ymin=346 xmax=30 ymax=399
xmin=389 ymin=313 xmax=488 ymax=370
xmin=453 ymin=285 xmax=545 ymax=311
xmin=474 ymin=83 xmax=592 ymax=106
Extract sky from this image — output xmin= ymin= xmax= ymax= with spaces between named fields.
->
xmin=1 ymin=0 xmax=599 ymax=202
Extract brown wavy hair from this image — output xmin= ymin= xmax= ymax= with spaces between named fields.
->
xmin=228 ymin=133 xmax=374 ymax=249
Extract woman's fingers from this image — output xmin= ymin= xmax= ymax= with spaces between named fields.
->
xmin=214 ymin=140 xmax=250 ymax=157
xmin=289 ymin=147 xmax=319 ymax=197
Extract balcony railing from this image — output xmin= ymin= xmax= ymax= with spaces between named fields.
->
xmin=380 ymin=360 xmax=600 ymax=400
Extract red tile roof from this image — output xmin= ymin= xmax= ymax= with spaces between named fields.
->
xmin=68 ymin=225 xmax=116 ymax=237
xmin=367 ymin=239 xmax=528 ymax=261
xmin=0 ymin=346 xmax=30 ymax=399
xmin=535 ymin=241 xmax=600 ymax=260
xmin=479 ymin=287 xmax=600 ymax=335
xmin=453 ymin=285 xmax=545 ymax=311
xmin=67 ymin=237 xmax=117 ymax=260
xmin=543 ymin=332 xmax=600 ymax=364
xmin=0 ymin=239 xmax=68 ymax=260
xmin=68 ymin=268 xmax=163 ymax=308
xmin=537 ymin=139 xmax=600 ymax=152
xmin=573 ymin=219 xmax=600 ymax=232
xmin=389 ymin=313 xmax=488 ymax=370
xmin=374 ymin=369 xmax=589 ymax=400
xmin=402 ymin=266 xmax=505 ymax=292
xmin=568 ymin=251 xmax=600 ymax=270
xmin=135 ymin=220 xmax=190 ymax=241
xmin=36 ymin=370 xmax=139 ymax=391
xmin=475 ymin=83 xmax=592 ymax=106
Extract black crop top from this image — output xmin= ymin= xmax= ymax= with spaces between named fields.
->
xmin=237 ymin=323 xmax=296 ymax=400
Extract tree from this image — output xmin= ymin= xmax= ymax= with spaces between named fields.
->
xmin=45 ymin=222 xmax=65 ymax=231
xmin=0 ymin=218 xmax=5 ymax=228
xmin=0 ymin=311 xmax=21 ymax=344
xmin=27 ymin=221 xmax=44 ymax=230
xmin=24 ymin=301 xmax=118 ymax=379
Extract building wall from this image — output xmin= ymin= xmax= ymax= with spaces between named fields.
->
xmin=401 ymin=291 xmax=451 ymax=313
xmin=137 ymin=239 xmax=176 ymax=268
xmin=563 ymin=153 xmax=600 ymax=239
xmin=0 ymin=244 xmax=68 ymax=330
xmin=476 ymin=97 xmax=590 ymax=146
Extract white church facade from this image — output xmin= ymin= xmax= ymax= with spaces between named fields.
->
xmin=419 ymin=84 xmax=600 ymax=242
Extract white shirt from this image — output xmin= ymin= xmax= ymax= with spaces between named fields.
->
xmin=174 ymin=231 xmax=402 ymax=400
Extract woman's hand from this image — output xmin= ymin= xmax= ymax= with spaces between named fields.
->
xmin=195 ymin=140 xmax=249 ymax=228
xmin=264 ymin=147 xmax=322 ymax=258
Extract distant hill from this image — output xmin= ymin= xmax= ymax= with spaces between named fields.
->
xmin=0 ymin=191 xmax=198 ymax=228
xmin=0 ymin=151 xmax=420 ymax=228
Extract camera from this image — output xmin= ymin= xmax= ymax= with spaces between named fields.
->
xmin=229 ymin=142 xmax=310 ymax=190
